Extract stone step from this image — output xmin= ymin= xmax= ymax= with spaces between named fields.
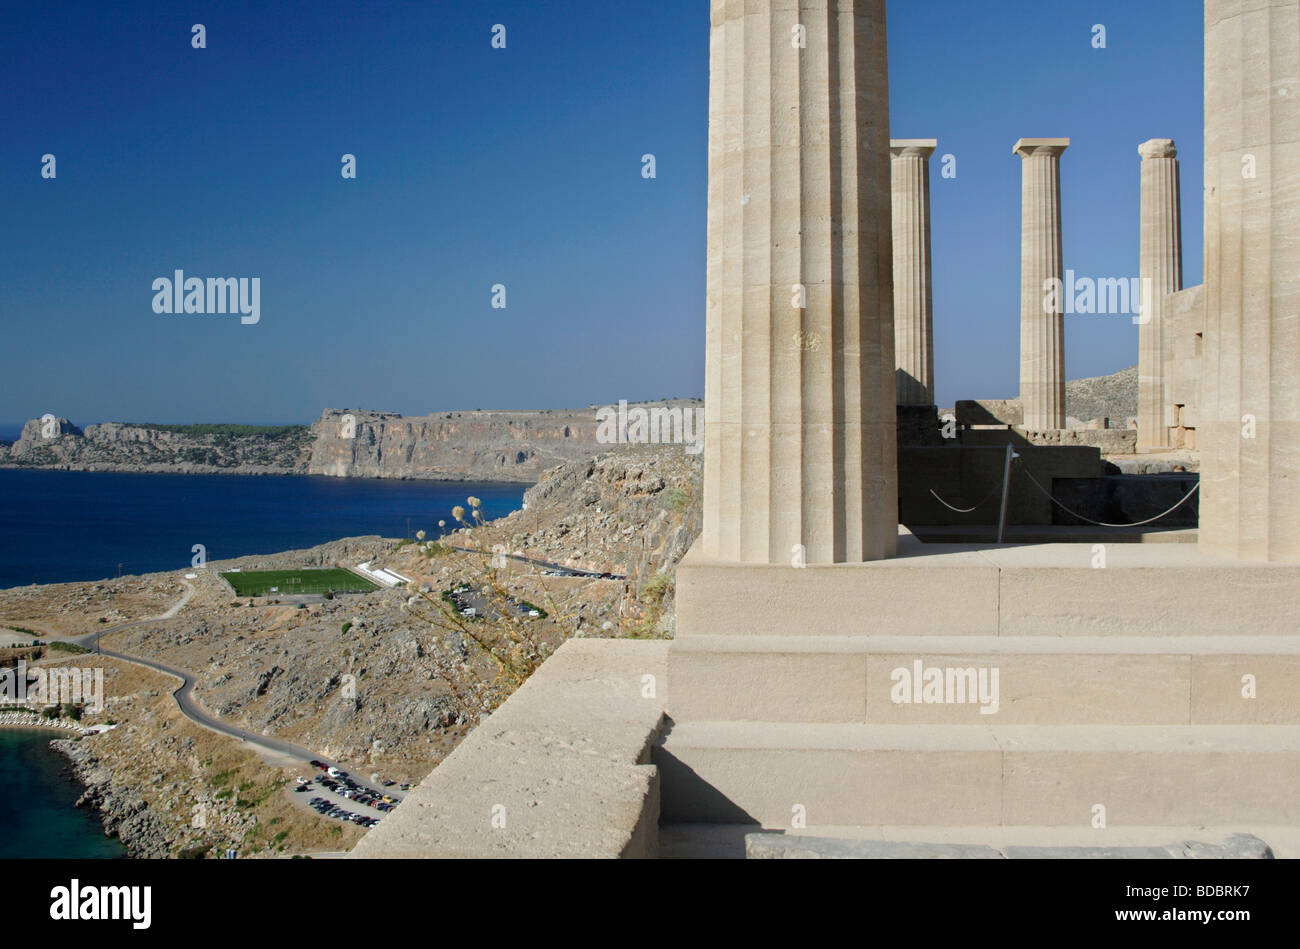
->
xmin=668 ymin=635 xmax=1300 ymax=724
xmin=742 ymin=830 xmax=1274 ymax=859
xmin=659 ymin=822 xmax=1300 ymax=859
xmin=655 ymin=722 xmax=1300 ymax=827
xmin=675 ymin=539 xmax=1300 ymax=638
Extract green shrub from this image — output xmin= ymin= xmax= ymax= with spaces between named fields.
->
xmin=48 ymin=641 xmax=90 ymax=654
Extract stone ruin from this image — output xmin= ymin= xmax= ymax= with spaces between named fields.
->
xmin=356 ymin=0 xmax=1298 ymax=860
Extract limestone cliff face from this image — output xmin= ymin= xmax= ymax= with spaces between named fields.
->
xmin=307 ymin=408 xmax=608 ymax=482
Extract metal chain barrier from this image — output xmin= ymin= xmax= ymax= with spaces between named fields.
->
xmin=928 ymin=482 xmax=1002 ymax=514
xmin=1017 ymin=465 xmax=1201 ymax=528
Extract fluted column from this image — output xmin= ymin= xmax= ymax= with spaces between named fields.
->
xmin=1014 ymin=138 xmax=1069 ymax=431
xmin=1137 ymin=138 xmax=1183 ymax=450
xmin=1200 ymin=0 xmax=1300 ymax=561
xmin=891 ymin=139 xmax=937 ymax=406
xmin=701 ymin=0 xmax=897 ymax=565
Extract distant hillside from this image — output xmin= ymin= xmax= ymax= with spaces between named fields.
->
xmin=1066 ymin=366 xmax=1138 ymax=421
xmin=0 ymin=403 xmax=703 ymax=483
xmin=2 ymin=418 xmax=312 ymax=474
xmin=3 ymin=372 xmax=1134 ymax=484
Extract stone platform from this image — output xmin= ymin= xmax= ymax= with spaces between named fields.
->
xmin=349 ymin=535 xmax=1298 ymax=858
xmin=660 ymin=532 xmax=1300 ymax=834
xmin=349 ymin=639 xmax=668 ymax=859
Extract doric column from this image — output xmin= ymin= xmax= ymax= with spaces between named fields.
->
xmin=1014 ymin=138 xmax=1069 ymax=431
xmin=891 ymin=139 xmax=937 ymax=406
xmin=1200 ymin=0 xmax=1300 ymax=561
xmin=1137 ymin=138 xmax=1183 ymax=450
xmin=701 ymin=0 xmax=897 ymax=564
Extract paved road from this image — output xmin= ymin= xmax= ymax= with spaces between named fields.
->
xmin=57 ymin=581 xmax=403 ymax=805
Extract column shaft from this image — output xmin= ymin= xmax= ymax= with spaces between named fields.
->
xmin=702 ymin=0 xmax=897 ymax=564
xmin=1015 ymin=139 xmax=1069 ymax=431
xmin=1137 ymin=139 xmax=1183 ymax=450
xmin=891 ymin=140 xmax=937 ymax=406
xmin=1200 ymin=0 xmax=1300 ymax=560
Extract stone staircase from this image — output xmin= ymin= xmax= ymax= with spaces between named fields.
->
xmin=656 ymin=535 xmax=1300 ymax=841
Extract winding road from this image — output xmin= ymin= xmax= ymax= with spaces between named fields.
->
xmin=55 ymin=579 xmax=403 ymax=804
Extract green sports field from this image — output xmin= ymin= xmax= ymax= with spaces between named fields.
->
xmin=220 ymin=568 xmax=380 ymax=597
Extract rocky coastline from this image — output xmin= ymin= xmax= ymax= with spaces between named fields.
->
xmin=53 ymin=737 xmax=174 ymax=858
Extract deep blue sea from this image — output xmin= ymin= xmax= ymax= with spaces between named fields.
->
xmin=0 ymin=469 xmax=528 ymax=588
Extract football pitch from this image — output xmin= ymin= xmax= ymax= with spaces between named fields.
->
xmin=220 ymin=568 xmax=380 ymax=597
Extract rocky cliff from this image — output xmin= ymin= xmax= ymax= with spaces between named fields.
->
xmin=306 ymin=408 xmax=606 ymax=482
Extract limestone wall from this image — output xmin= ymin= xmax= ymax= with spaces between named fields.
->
xmin=1165 ymin=284 xmax=1205 ymax=450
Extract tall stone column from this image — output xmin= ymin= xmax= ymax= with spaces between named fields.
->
xmin=1137 ymin=138 xmax=1183 ymax=450
xmin=1014 ymin=138 xmax=1069 ymax=431
xmin=1200 ymin=0 xmax=1300 ymax=561
xmin=891 ymin=139 xmax=937 ymax=406
xmin=701 ymin=0 xmax=897 ymax=564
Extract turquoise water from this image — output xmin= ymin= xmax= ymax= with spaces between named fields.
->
xmin=0 ymin=470 xmax=527 ymax=588
xmin=0 ymin=729 xmax=126 ymax=858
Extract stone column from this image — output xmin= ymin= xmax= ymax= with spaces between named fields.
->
xmin=701 ymin=0 xmax=897 ymax=564
xmin=1137 ymin=138 xmax=1183 ymax=450
xmin=891 ymin=139 xmax=937 ymax=406
xmin=1014 ymin=138 xmax=1069 ymax=431
xmin=1200 ymin=0 xmax=1300 ymax=561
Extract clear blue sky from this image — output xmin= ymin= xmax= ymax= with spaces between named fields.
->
xmin=0 ymin=0 xmax=1203 ymax=426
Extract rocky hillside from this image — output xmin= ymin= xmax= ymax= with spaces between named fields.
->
xmin=465 ymin=445 xmax=704 ymax=635
xmin=0 ymin=444 xmax=704 ymax=856
xmin=1066 ymin=366 xmax=1138 ymax=421
xmin=3 ymin=419 xmax=312 ymax=474
xmin=952 ymin=366 xmax=1141 ymax=428
xmin=51 ymin=655 xmax=367 ymax=859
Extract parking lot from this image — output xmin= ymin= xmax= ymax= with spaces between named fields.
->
xmin=290 ymin=761 xmax=410 ymax=830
